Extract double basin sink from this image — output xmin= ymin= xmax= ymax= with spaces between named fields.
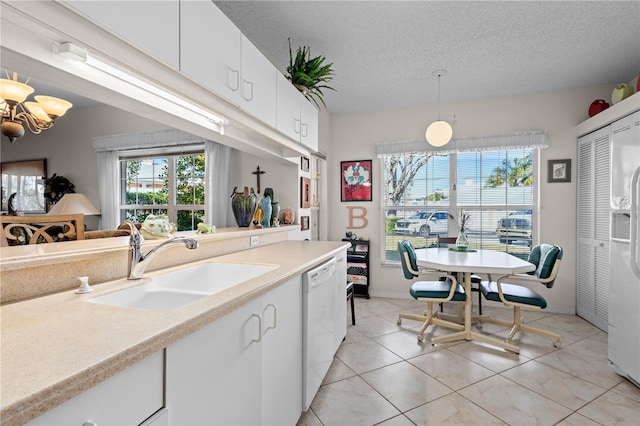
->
xmin=89 ymin=262 xmax=277 ymax=311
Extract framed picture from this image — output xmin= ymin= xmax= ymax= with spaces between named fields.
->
xmin=301 ymin=156 xmax=310 ymax=172
xmin=548 ymin=159 xmax=571 ymax=183
xmin=300 ymin=177 xmax=311 ymax=208
xmin=341 ymin=160 xmax=372 ymax=202
xmin=1 ymin=159 xmax=47 ymax=213
xmin=300 ymin=215 xmax=309 ymax=231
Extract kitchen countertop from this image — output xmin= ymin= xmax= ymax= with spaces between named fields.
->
xmin=0 ymin=240 xmax=350 ymax=425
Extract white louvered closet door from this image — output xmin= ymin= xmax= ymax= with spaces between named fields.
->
xmin=576 ymin=126 xmax=610 ymax=331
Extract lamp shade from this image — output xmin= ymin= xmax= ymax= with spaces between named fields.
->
xmin=48 ymin=193 xmax=100 ymax=216
xmin=0 ymin=79 xmax=34 ymax=103
xmin=426 ymin=120 xmax=453 ymax=147
xmin=34 ymin=95 xmax=73 ymax=117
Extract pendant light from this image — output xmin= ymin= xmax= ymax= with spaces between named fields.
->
xmin=425 ymin=69 xmax=453 ymax=147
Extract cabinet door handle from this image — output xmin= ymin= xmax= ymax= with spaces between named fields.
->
xmin=227 ymin=67 xmax=240 ymax=91
xmin=295 ymin=118 xmax=301 ymax=134
xmin=264 ymin=303 xmax=277 ymax=334
xmin=301 ymin=122 xmax=308 ymax=137
xmin=241 ymin=79 xmax=254 ymax=101
xmin=250 ymin=313 xmax=262 ymax=343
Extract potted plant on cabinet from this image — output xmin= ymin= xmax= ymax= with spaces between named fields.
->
xmin=286 ymin=38 xmax=336 ymax=108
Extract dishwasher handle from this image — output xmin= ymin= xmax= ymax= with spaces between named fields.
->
xmin=307 ymin=258 xmax=336 ymax=286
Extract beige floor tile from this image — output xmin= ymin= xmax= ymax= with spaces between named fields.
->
xmin=577 ymin=390 xmax=640 ymax=425
xmin=536 ymin=348 xmax=625 ymax=389
xmin=359 ymin=297 xmax=411 ymax=315
xmin=373 ymin=329 xmax=445 ymax=360
xmin=409 ymin=349 xmax=494 ymax=390
xmin=353 ymin=315 xmax=404 ymax=338
xmin=533 ymin=314 xmax=601 ymax=344
xmin=501 ymin=360 xmax=607 ymax=410
xmin=562 ymin=334 xmax=610 ymax=361
xmin=336 ymin=338 xmax=403 ymax=374
xmin=554 ymin=412 xmax=603 ymax=426
xmin=375 ymin=414 xmax=416 ymax=425
xmin=458 ymin=375 xmax=572 ymax=425
xmin=310 ymin=376 xmax=400 ymax=426
xmin=446 ymin=340 xmax=530 ymax=373
xmin=611 ymin=379 xmax=640 ymax=403
xmin=296 ymin=408 xmax=323 ymax=426
xmin=361 ymin=362 xmax=452 ymax=412
xmin=323 ymin=357 xmax=356 ymax=385
xmin=404 ymin=393 xmax=506 ymax=425
xmin=343 ymin=323 xmax=371 ymax=344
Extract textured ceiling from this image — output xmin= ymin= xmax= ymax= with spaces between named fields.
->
xmin=214 ymin=1 xmax=640 ymax=113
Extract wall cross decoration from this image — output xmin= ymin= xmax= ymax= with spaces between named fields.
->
xmin=252 ymin=165 xmax=266 ymax=193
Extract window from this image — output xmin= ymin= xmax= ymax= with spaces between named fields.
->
xmin=383 ymin=148 xmax=535 ymax=262
xmin=120 ymin=153 xmax=205 ymax=231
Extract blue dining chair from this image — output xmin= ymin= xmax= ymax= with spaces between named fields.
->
xmin=396 ymin=240 xmax=466 ymax=342
xmin=478 ymin=244 xmax=563 ymax=347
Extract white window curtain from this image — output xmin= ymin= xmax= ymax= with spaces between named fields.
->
xmin=95 ymin=150 xmax=120 ymax=230
xmin=93 ymin=129 xmax=232 ymax=229
xmin=375 ymin=130 xmax=549 ymax=156
xmin=205 ymin=141 xmax=232 ymax=227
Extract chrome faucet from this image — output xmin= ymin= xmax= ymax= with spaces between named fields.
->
xmin=125 ymin=221 xmax=199 ymax=280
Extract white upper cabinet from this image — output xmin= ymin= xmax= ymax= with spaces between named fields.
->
xmin=63 ymin=1 xmax=180 ymax=69
xmin=180 ymin=0 xmax=276 ymax=127
xmin=180 ymin=0 xmax=242 ymax=103
xmin=240 ymin=35 xmax=277 ymax=127
xmin=276 ymin=72 xmax=319 ymax=151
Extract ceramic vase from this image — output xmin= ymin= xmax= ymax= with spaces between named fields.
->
xmin=456 ymin=230 xmax=469 ymax=249
xmin=231 ymin=186 xmax=257 ymax=227
xmin=261 ymin=195 xmax=272 ymax=228
xmin=271 ymin=201 xmax=280 ymax=223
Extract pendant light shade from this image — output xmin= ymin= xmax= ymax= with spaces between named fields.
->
xmin=425 ymin=120 xmax=453 ymax=147
xmin=426 ymin=69 xmax=452 ymax=147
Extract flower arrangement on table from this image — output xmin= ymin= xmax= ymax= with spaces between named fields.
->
xmin=458 ymin=210 xmax=470 ymax=232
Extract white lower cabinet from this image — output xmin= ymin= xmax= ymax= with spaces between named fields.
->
xmin=28 ymin=350 xmax=164 ymax=426
xmin=166 ymin=276 xmax=302 ymax=425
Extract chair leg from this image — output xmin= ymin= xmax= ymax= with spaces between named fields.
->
xmin=350 ymin=292 xmax=355 ymax=325
xmin=505 ymin=306 xmax=561 ymax=347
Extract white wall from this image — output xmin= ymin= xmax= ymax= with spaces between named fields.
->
xmin=326 ymin=84 xmax=614 ymax=313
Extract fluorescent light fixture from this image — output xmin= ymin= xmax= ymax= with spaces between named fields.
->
xmin=54 ymin=42 xmax=227 ymax=130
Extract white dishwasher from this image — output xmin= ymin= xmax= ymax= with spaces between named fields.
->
xmin=303 ymin=257 xmax=338 ymax=411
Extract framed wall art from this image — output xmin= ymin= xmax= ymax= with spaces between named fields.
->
xmin=300 ymin=215 xmax=309 ymax=231
xmin=301 ymin=156 xmax=310 ymax=172
xmin=300 ymin=176 xmax=311 ymax=208
xmin=548 ymin=159 xmax=571 ymax=183
xmin=341 ymin=160 xmax=372 ymax=202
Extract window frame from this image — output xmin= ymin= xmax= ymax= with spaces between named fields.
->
xmin=380 ymin=148 xmax=539 ymax=264
xmin=119 ymin=150 xmax=206 ymax=230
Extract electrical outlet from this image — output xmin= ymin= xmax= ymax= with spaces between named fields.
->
xmin=250 ymin=236 xmax=259 ymax=246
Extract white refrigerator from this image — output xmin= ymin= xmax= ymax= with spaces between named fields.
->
xmin=608 ymin=111 xmax=640 ymax=387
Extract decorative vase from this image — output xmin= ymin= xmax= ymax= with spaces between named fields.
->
xmin=455 ymin=230 xmax=469 ymax=249
xmin=271 ymin=201 xmax=280 ymax=222
xmin=231 ymin=186 xmax=257 ymax=227
xmin=261 ymin=195 xmax=272 ymax=228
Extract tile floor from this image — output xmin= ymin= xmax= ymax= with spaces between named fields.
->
xmin=297 ymin=297 xmax=640 ymax=426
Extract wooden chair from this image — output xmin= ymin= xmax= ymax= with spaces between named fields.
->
xmin=479 ymin=244 xmax=563 ymax=347
xmin=396 ymin=240 xmax=465 ymax=342
xmin=0 ymin=214 xmax=85 ymax=246
xmin=437 ymin=236 xmax=483 ymax=315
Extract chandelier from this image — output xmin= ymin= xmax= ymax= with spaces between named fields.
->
xmin=1 ymin=71 xmax=72 ymax=143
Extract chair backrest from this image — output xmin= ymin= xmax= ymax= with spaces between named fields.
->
xmin=0 ymin=214 xmax=85 ymax=246
xmin=397 ymin=240 xmax=420 ymax=279
xmin=527 ymin=243 xmax=563 ymax=288
xmin=437 ymin=236 xmax=457 ymax=247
